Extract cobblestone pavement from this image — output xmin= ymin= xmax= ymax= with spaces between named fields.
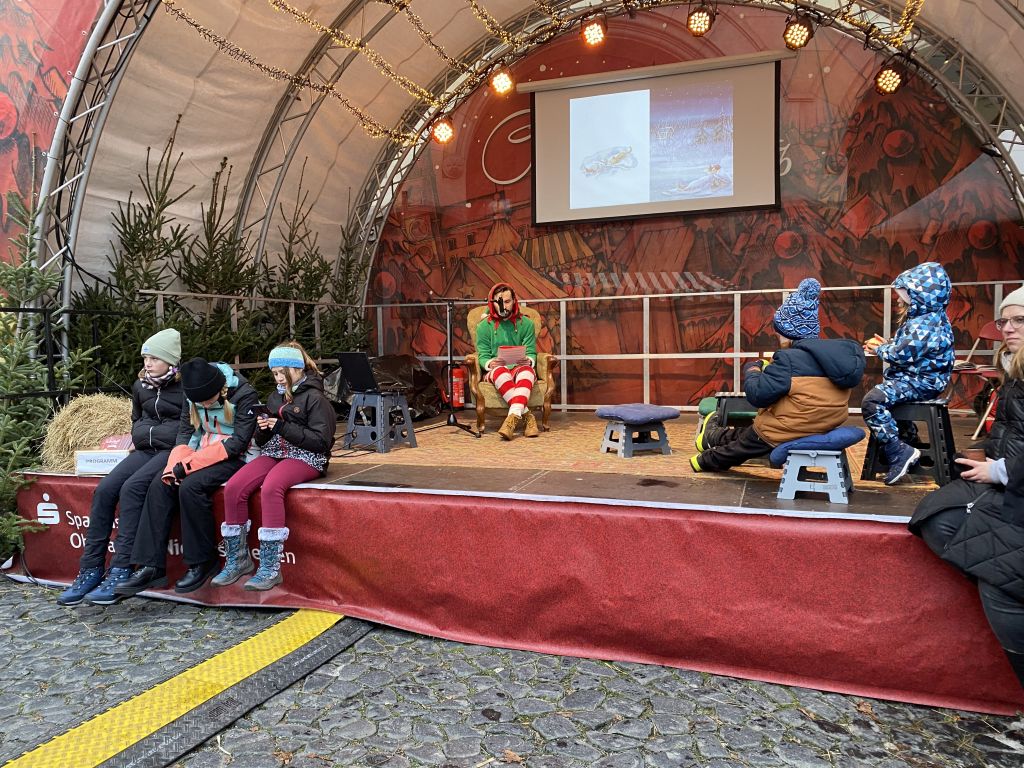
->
xmin=2 ymin=580 xmax=1022 ymax=767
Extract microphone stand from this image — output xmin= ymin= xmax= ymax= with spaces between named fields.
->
xmin=420 ymin=295 xmax=480 ymax=438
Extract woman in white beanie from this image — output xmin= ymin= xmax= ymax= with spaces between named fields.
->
xmin=909 ymin=288 xmax=1024 ymax=690
xmin=58 ymin=328 xmax=185 ymax=607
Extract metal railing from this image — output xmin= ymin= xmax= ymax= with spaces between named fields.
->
xmin=366 ymin=279 xmax=1024 ymax=411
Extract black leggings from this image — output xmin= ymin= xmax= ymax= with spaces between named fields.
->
xmin=917 ymin=508 xmax=1024 ymax=655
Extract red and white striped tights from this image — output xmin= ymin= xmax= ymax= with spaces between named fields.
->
xmin=486 ymin=364 xmax=536 ymax=416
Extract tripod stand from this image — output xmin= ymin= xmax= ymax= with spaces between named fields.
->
xmin=421 ymin=297 xmax=479 ymax=438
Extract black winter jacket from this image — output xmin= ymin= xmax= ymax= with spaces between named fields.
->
xmin=255 ymin=374 xmax=337 ymax=467
xmin=131 ymin=377 xmax=185 ymax=451
xmin=939 ymin=455 xmax=1024 ymax=603
xmin=983 ymin=378 xmax=1024 ymax=460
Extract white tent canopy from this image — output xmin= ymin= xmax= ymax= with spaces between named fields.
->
xmin=52 ymin=0 xmax=1024 ymax=289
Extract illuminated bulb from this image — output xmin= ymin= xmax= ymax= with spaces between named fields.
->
xmin=783 ymin=15 xmax=814 ymax=50
xmin=687 ymin=4 xmax=715 ymax=37
xmin=490 ymin=69 xmax=514 ymax=95
xmin=431 ymin=118 xmax=454 ymax=144
xmin=874 ymin=64 xmax=903 ymax=95
xmin=581 ymin=16 xmax=607 ymax=46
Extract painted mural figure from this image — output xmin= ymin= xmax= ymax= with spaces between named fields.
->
xmin=475 ymin=282 xmax=539 ymax=441
xmin=57 ymin=329 xmax=185 ymax=606
xmin=909 ymin=285 xmax=1024 ymax=691
xmin=690 ymin=278 xmax=865 ymax=472
xmin=861 ymin=263 xmax=955 ymax=485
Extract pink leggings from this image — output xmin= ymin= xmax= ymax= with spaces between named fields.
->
xmin=223 ymin=455 xmax=320 ymax=529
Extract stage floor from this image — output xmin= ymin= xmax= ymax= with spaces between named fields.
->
xmin=318 ymin=411 xmax=956 ymax=520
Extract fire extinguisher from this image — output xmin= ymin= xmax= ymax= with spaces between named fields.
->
xmin=451 ymin=366 xmax=466 ymax=409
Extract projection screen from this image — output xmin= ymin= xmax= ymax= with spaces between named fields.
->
xmin=524 ymin=53 xmax=787 ymax=225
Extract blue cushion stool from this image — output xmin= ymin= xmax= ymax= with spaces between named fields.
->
xmin=596 ymin=404 xmax=681 ymax=459
xmin=771 ymin=426 xmax=865 ymax=504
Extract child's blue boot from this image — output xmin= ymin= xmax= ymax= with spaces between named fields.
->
xmin=244 ymin=528 xmax=287 ymax=591
xmin=884 ymin=440 xmax=921 ymax=485
xmin=57 ymin=567 xmax=104 ymax=606
xmin=84 ymin=567 xmax=134 ymax=605
xmin=212 ymin=522 xmax=254 ymax=587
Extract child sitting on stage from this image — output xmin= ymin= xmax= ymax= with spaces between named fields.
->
xmin=690 ymin=278 xmax=865 ymax=472
xmin=861 ymin=262 xmax=954 ymax=485
xmin=213 ymin=342 xmax=336 ymax=591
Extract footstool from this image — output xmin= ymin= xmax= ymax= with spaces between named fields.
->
xmin=596 ymin=404 xmax=681 ymax=458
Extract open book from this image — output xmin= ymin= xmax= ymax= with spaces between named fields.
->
xmin=497 ymin=345 xmax=527 ymax=366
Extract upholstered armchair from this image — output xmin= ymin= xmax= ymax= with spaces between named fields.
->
xmin=464 ymin=305 xmax=558 ymax=433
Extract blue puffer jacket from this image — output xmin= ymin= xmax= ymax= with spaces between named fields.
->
xmin=877 ymin=262 xmax=954 ymax=391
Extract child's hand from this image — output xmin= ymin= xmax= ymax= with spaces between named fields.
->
xmin=863 ymin=334 xmax=886 ymax=353
xmin=257 ymin=415 xmax=277 ymax=431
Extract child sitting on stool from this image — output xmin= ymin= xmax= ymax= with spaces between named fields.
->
xmin=861 ymin=262 xmax=954 ymax=485
xmin=690 ymin=278 xmax=865 ymax=472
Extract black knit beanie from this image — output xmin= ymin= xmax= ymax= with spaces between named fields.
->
xmin=180 ymin=358 xmax=226 ymax=403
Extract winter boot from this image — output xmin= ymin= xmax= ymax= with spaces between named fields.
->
xmin=84 ymin=567 xmax=134 ymax=606
xmin=695 ymin=412 xmax=720 ymax=452
xmin=57 ymin=567 xmax=104 ymax=606
xmin=212 ymin=522 xmax=254 ymax=587
xmin=244 ymin=528 xmax=288 ymax=591
xmin=523 ymin=411 xmax=540 ymax=437
xmin=884 ymin=440 xmax=921 ymax=485
xmin=498 ymin=413 xmax=522 ymax=440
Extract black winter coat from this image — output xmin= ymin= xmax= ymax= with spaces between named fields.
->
xmin=131 ymin=378 xmax=185 ymax=451
xmin=984 ymin=378 xmax=1024 ymax=460
xmin=940 ymin=455 xmax=1024 ymax=603
xmin=255 ymin=374 xmax=337 ymax=466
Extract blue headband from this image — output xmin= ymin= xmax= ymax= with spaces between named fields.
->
xmin=268 ymin=347 xmax=306 ymax=370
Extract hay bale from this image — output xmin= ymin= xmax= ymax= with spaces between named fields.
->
xmin=41 ymin=394 xmax=134 ymax=472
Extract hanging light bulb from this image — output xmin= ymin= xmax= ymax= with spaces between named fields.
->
xmin=874 ymin=62 xmax=903 ymax=94
xmin=431 ymin=117 xmax=454 ymax=144
xmin=783 ymin=13 xmax=815 ymax=50
xmin=581 ymin=15 xmax=607 ymax=46
xmin=490 ymin=68 xmax=514 ymax=96
xmin=687 ymin=3 xmax=716 ymax=37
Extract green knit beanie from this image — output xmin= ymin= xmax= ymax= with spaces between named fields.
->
xmin=141 ymin=328 xmax=182 ymax=366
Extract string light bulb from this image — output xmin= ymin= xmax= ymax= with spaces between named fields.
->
xmin=490 ymin=68 xmax=514 ymax=95
xmin=431 ymin=117 xmax=454 ymax=144
xmin=581 ymin=15 xmax=607 ymax=46
xmin=687 ymin=3 xmax=716 ymax=37
xmin=874 ymin=62 xmax=903 ymax=94
xmin=783 ymin=13 xmax=815 ymax=50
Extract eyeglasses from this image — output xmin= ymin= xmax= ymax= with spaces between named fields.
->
xmin=995 ymin=316 xmax=1024 ymax=331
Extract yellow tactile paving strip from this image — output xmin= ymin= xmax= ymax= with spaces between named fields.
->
xmin=5 ymin=609 xmax=340 ymax=768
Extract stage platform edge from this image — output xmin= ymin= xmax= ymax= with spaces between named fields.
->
xmin=13 ymin=473 xmax=1024 ymax=716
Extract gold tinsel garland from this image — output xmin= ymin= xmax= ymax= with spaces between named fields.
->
xmin=376 ymin=0 xmax=473 ymax=72
xmin=267 ymin=0 xmax=440 ymax=106
xmin=161 ymin=0 xmax=421 ymax=145
xmin=466 ymin=0 xmax=525 ymax=48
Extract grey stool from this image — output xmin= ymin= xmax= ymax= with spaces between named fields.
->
xmin=344 ymin=391 xmax=417 ymax=453
xmin=596 ymin=404 xmax=681 ymax=458
xmin=770 ymin=426 xmax=865 ymax=504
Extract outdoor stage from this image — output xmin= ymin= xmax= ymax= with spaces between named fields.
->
xmin=11 ymin=412 xmax=1024 ymax=715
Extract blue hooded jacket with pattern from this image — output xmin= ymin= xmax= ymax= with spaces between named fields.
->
xmin=876 ymin=262 xmax=954 ymax=392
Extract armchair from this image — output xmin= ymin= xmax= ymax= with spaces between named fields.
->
xmin=464 ymin=305 xmax=558 ymax=433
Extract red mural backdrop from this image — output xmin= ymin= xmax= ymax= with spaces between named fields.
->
xmin=369 ymin=8 xmax=1024 ymax=409
xmin=0 ymin=0 xmax=101 ymax=246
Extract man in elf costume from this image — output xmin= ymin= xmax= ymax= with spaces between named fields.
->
xmin=475 ymin=282 xmax=540 ymax=440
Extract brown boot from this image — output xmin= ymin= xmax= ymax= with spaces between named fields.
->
xmin=498 ymin=413 xmax=522 ymax=440
xmin=523 ymin=411 xmax=540 ymax=437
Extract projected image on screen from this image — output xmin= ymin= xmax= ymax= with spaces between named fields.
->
xmin=569 ymin=90 xmax=651 ymax=209
xmin=530 ymin=57 xmax=779 ymax=224
xmin=651 ymin=83 xmax=733 ymax=200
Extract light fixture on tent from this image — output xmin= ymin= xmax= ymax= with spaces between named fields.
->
xmin=490 ymin=67 xmax=514 ymax=95
xmin=431 ymin=117 xmax=454 ymax=144
xmin=581 ymin=15 xmax=607 ymax=46
xmin=686 ymin=3 xmax=716 ymax=37
xmin=783 ymin=13 xmax=815 ymax=50
xmin=874 ymin=59 xmax=904 ymax=95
